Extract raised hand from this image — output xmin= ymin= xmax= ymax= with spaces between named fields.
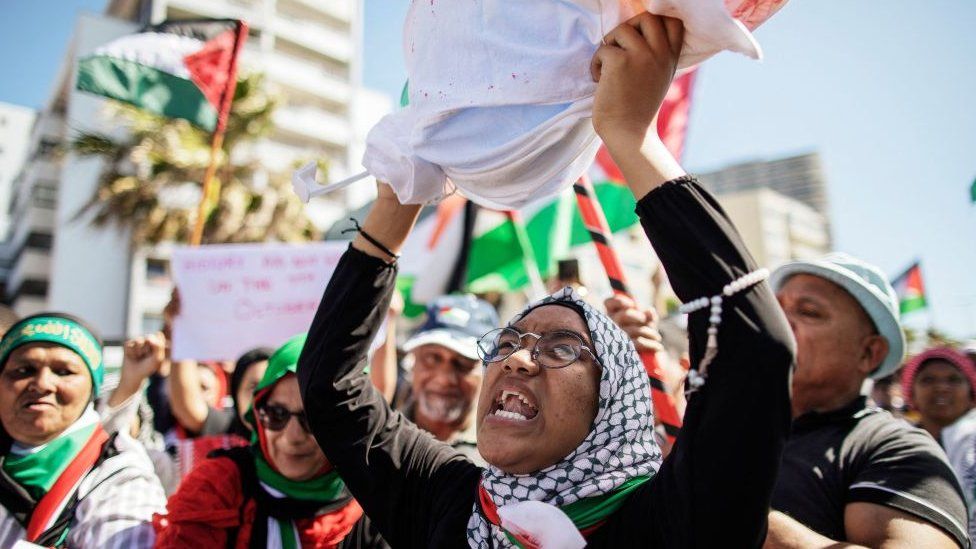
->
xmin=122 ymin=332 xmax=167 ymax=383
xmin=590 ymin=12 xmax=686 ymax=198
xmin=604 ymin=294 xmax=664 ymax=354
xmin=591 ymin=12 xmax=684 ymax=147
xmin=109 ymin=332 xmax=167 ymax=409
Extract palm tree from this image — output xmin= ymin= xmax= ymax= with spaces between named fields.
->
xmin=71 ymin=72 xmax=320 ymax=246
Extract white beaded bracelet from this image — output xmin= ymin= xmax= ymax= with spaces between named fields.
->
xmin=677 ymin=268 xmax=770 ymax=395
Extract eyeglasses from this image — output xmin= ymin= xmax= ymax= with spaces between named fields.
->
xmin=256 ymin=403 xmax=311 ymax=432
xmin=477 ymin=328 xmax=598 ymax=369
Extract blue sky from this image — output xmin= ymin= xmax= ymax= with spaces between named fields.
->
xmin=2 ymin=1 xmax=974 ymax=338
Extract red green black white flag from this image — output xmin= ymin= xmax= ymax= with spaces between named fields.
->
xmin=891 ymin=261 xmax=928 ymax=315
xmin=76 ymin=19 xmax=248 ymax=133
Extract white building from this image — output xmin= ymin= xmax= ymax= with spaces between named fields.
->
xmin=715 ymin=187 xmax=831 ymax=270
xmin=692 ymin=152 xmax=833 ymax=270
xmin=2 ymin=0 xmax=391 ymax=341
xmin=0 ymin=103 xmax=36 ymax=241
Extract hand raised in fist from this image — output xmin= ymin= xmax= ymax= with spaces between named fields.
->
xmin=122 ymin=332 xmax=167 ymax=383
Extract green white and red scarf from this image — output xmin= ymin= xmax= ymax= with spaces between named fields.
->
xmin=2 ymin=407 xmax=109 ymax=544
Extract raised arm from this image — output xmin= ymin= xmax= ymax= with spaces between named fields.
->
xmin=297 ymin=184 xmax=480 ymax=546
xmin=591 ymin=13 xmax=795 ymax=547
xmin=101 ymin=333 xmax=166 ymax=436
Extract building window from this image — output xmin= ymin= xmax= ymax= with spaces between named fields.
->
xmin=146 ymin=257 xmax=170 ymax=286
xmin=141 ymin=313 xmax=164 ymax=335
xmin=35 ymin=139 xmax=59 ymax=160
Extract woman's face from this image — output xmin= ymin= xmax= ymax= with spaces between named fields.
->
xmin=0 ymin=343 xmax=92 ymax=446
xmin=261 ymin=375 xmax=329 ymax=481
xmin=913 ymin=359 xmax=973 ymax=427
xmin=476 ymin=305 xmax=601 ymax=474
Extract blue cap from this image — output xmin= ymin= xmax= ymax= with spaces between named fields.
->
xmin=403 ymin=294 xmax=499 ymax=360
xmin=770 ymin=253 xmax=906 ymax=380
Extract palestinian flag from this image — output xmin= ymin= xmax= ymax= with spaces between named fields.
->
xmin=891 ymin=261 xmax=928 ymax=315
xmin=76 ymin=19 xmax=247 ymax=133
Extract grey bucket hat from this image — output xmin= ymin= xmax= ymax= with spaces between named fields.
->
xmin=770 ymin=253 xmax=906 ymax=380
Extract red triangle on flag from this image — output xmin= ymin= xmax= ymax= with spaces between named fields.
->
xmin=184 ymin=28 xmax=237 ymax=111
xmin=905 ymin=264 xmax=926 ymax=297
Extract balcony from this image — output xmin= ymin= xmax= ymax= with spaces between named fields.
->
xmin=6 ymin=249 xmax=51 ymax=298
xmin=254 ymin=140 xmax=309 ymax=172
xmin=165 ymin=0 xmax=258 ymax=29
xmin=34 ymin=113 xmax=65 ymax=141
xmin=27 ymin=161 xmax=61 ymax=184
xmin=274 ymin=105 xmax=350 ymax=147
xmin=263 ymin=51 xmax=351 ymax=105
xmin=273 ymin=17 xmax=352 ymax=63
xmin=283 ymin=0 xmax=353 ymax=24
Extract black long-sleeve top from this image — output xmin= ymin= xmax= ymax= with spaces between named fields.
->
xmin=298 ymin=177 xmax=796 ymax=548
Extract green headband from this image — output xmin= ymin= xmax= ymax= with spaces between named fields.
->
xmin=254 ymin=333 xmax=307 ymax=395
xmin=0 ymin=316 xmax=104 ymax=397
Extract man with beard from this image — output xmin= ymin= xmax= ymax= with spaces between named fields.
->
xmin=399 ymin=295 xmax=498 ymax=463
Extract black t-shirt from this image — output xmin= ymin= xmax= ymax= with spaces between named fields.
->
xmin=772 ymin=396 xmax=969 ymax=547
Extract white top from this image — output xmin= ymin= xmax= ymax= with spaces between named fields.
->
xmin=941 ymin=408 xmax=976 ymax=541
xmin=361 ymin=0 xmax=786 ymax=210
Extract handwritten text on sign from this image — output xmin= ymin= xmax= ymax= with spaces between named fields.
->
xmin=170 ymin=242 xmax=347 ymax=360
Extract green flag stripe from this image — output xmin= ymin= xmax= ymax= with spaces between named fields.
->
xmin=77 ymin=55 xmax=218 ymax=131
xmin=466 ymin=182 xmax=638 ymax=292
xmin=900 ymin=295 xmax=927 ymax=314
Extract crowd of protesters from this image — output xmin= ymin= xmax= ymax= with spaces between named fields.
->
xmin=0 ymin=12 xmax=972 ymax=549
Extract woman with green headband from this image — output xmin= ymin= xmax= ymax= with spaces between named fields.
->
xmin=0 ymin=312 xmax=166 ymax=548
xmin=155 ymin=333 xmax=388 ymax=548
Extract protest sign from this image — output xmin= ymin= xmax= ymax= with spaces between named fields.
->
xmin=170 ymin=242 xmax=346 ymax=360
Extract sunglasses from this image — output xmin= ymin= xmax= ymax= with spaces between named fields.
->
xmin=256 ymin=403 xmax=311 ymax=433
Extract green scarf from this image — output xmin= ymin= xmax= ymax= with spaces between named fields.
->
xmin=502 ymin=476 xmax=650 ymax=548
xmin=2 ymin=413 xmax=99 ymax=501
xmin=253 ymin=450 xmax=346 ymax=502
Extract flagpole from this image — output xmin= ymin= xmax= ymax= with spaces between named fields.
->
xmin=188 ymin=20 xmax=248 ymax=247
xmin=573 ymin=174 xmax=683 ymax=444
xmin=189 ymin=131 xmax=225 ymax=246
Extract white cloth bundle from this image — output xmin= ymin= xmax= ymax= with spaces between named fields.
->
xmin=363 ymin=0 xmax=788 ymax=210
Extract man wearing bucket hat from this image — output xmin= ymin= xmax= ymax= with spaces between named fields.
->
xmin=765 ymin=254 xmax=969 ymax=548
xmin=399 ymin=295 xmax=498 ymax=463
xmin=0 ymin=312 xmax=165 ymax=548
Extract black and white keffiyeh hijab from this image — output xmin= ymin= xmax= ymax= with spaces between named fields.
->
xmin=467 ymin=287 xmax=662 ymax=548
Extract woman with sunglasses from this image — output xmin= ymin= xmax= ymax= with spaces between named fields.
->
xmin=296 ymin=13 xmax=794 ymax=548
xmin=155 ymin=334 xmax=388 ymax=548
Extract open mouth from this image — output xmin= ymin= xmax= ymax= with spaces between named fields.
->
xmin=489 ymin=389 xmax=540 ymax=421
